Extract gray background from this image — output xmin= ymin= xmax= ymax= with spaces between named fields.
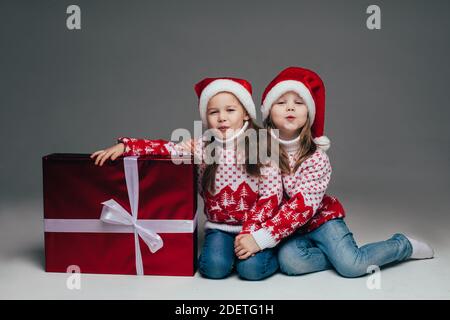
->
xmin=0 ymin=0 xmax=449 ymax=299
xmin=1 ymin=0 xmax=449 ymax=203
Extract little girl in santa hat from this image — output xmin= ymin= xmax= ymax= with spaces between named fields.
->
xmin=91 ymin=77 xmax=283 ymax=280
xmin=246 ymin=66 xmax=434 ymax=278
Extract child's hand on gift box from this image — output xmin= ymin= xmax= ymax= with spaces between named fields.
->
xmin=90 ymin=143 xmax=125 ymax=166
xmin=234 ymin=234 xmax=261 ymax=260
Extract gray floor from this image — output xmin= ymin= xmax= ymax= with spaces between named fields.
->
xmin=1 ymin=191 xmax=449 ymax=300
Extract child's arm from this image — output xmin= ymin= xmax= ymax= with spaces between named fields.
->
xmin=91 ymin=137 xmax=200 ymax=166
xmin=251 ymin=150 xmax=332 ymax=250
xmin=118 ymin=137 xmax=193 ymax=157
xmin=118 ymin=137 xmax=206 ymax=195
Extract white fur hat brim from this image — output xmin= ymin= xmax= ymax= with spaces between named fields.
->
xmin=261 ymin=80 xmax=315 ymax=124
xmin=198 ymin=79 xmax=256 ymax=125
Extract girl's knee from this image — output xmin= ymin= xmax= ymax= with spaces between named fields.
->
xmin=333 ymin=260 xmax=368 ymax=278
xmin=278 ymin=243 xmax=312 ymax=276
xmin=199 ymin=255 xmax=233 ymax=279
xmin=278 ymin=250 xmax=300 ymax=276
xmin=236 ymin=265 xmax=265 ymax=281
xmin=236 ymin=253 xmax=278 ymax=281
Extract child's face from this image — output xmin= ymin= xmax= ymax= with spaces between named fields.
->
xmin=206 ymin=92 xmax=250 ymax=139
xmin=270 ymin=91 xmax=308 ymax=139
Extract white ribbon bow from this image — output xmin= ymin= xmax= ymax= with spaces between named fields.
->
xmin=100 ymin=199 xmax=163 ymax=253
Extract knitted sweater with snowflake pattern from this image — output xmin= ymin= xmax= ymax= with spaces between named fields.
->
xmin=250 ymin=134 xmax=346 ymax=250
xmin=117 ymin=130 xmax=283 ymax=250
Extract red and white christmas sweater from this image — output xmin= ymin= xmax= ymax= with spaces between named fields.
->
xmin=250 ymin=134 xmax=346 ymax=249
xmin=117 ymin=130 xmax=284 ymax=249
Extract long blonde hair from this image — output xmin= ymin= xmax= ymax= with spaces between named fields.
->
xmin=263 ymin=114 xmax=317 ymax=175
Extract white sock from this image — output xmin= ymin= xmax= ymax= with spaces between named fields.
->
xmin=405 ymin=236 xmax=434 ymax=259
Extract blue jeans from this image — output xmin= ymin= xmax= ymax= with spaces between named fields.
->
xmin=278 ymin=218 xmax=413 ymax=278
xmin=199 ymin=229 xmax=279 ymax=281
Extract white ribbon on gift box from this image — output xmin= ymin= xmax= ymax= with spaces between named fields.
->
xmin=44 ymin=156 xmax=198 ymax=276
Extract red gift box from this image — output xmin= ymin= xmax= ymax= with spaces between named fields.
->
xmin=42 ymin=153 xmax=198 ymax=276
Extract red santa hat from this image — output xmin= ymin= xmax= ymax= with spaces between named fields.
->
xmin=260 ymin=66 xmax=330 ymax=151
xmin=194 ymin=77 xmax=257 ymax=126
